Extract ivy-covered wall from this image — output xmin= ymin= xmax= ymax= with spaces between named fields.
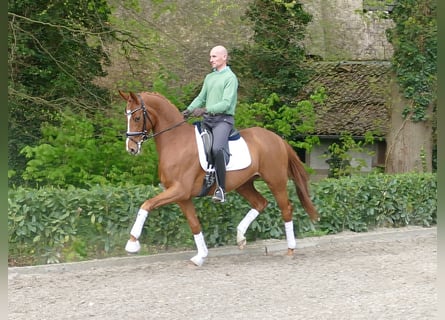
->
xmin=301 ymin=0 xmax=394 ymax=60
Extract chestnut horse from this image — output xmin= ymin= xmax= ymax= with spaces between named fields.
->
xmin=119 ymin=91 xmax=318 ymax=266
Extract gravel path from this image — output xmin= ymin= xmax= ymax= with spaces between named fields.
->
xmin=8 ymin=226 xmax=437 ymax=320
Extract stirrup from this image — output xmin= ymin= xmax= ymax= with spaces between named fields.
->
xmin=212 ymin=186 xmax=225 ymax=203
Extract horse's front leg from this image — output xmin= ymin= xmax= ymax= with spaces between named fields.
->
xmin=124 ymin=208 xmax=148 ymax=253
xmin=125 ymin=184 xmax=190 ymax=254
xmin=125 ymin=186 xmax=209 ymax=266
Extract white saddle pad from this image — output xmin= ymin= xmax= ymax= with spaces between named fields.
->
xmin=194 ymin=126 xmax=251 ymax=171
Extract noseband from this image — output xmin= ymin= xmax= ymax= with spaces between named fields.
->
xmin=125 ymin=94 xmax=186 ymax=146
xmin=125 ymin=95 xmax=153 ymax=145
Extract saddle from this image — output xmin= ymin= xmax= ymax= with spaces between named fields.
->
xmin=194 ymin=121 xmax=241 ymax=197
xmin=195 ymin=121 xmax=240 ymax=164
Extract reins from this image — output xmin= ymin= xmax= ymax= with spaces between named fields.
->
xmin=145 ymin=119 xmax=187 ymax=140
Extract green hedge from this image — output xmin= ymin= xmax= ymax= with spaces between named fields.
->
xmin=8 ymin=173 xmax=436 ymax=266
xmin=314 ymin=173 xmax=437 ymax=232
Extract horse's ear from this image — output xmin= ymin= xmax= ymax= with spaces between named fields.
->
xmin=118 ymin=90 xmax=129 ymax=101
xmin=129 ymin=92 xmax=139 ymax=103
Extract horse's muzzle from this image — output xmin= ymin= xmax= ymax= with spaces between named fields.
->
xmin=128 ymin=147 xmax=139 ymax=155
xmin=126 ymin=138 xmax=142 ymax=155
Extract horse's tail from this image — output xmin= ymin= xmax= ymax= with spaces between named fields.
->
xmin=285 ymin=142 xmax=319 ymax=222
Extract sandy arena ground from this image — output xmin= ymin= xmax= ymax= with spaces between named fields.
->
xmin=8 ymin=226 xmax=437 ymax=320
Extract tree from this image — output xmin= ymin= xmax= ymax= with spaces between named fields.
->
xmin=8 ymin=0 xmax=114 ymax=186
xmin=385 ymin=0 xmax=436 ymax=173
xmin=231 ymin=0 xmax=313 ymax=103
xmin=228 ymin=0 xmax=318 ymax=156
xmin=8 ymin=0 xmax=254 ymax=189
xmin=20 ymin=110 xmax=159 ymax=188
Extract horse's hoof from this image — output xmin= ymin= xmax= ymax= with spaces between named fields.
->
xmin=286 ymin=248 xmax=294 ymax=256
xmin=237 ymin=239 xmax=246 ymax=250
xmin=237 ymin=232 xmax=246 ymax=250
xmin=125 ymin=240 xmax=141 ymax=253
xmin=190 ymin=255 xmax=205 ymax=267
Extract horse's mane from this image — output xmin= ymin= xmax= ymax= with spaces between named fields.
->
xmin=142 ymin=91 xmax=177 ymax=108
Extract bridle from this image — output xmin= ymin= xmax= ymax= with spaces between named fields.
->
xmin=125 ymin=94 xmax=186 ymax=147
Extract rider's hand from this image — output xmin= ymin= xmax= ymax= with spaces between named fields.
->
xmin=191 ymin=108 xmax=207 ymax=117
xmin=182 ymin=109 xmax=191 ymax=119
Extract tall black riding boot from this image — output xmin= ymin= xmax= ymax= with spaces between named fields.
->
xmin=212 ymin=149 xmax=226 ymax=203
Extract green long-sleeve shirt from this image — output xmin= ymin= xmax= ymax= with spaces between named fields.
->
xmin=187 ymin=66 xmax=238 ymax=115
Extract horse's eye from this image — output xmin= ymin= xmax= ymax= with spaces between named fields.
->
xmin=134 ymin=116 xmax=141 ymax=122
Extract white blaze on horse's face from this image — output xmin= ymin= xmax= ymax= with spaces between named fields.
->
xmin=125 ymin=107 xmax=143 ymax=155
xmin=126 ymin=108 xmax=134 ymax=153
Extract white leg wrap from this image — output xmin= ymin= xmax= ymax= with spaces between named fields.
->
xmin=191 ymin=232 xmax=208 ymax=266
xmin=285 ymin=221 xmax=296 ymax=249
xmin=193 ymin=232 xmax=208 ymax=258
xmin=237 ymin=208 xmax=259 ymax=235
xmin=237 ymin=208 xmax=259 ymax=247
xmin=130 ymin=209 xmax=148 ymax=239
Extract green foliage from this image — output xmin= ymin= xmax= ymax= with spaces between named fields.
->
xmin=322 ymin=132 xmax=377 ymax=178
xmin=9 ymin=0 xmax=112 ymax=97
xmin=107 ymin=0 xmax=210 ymax=104
xmin=233 ymin=0 xmax=328 ymax=154
xmin=386 ymin=0 xmax=437 ymax=122
xmin=236 ymin=89 xmax=323 ymax=152
xmin=151 ymin=69 xmax=196 ymax=109
xmin=18 ymin=109 xmax=159 ymax=188
xmin=8 ymin=185 xmax=153 ymax=265
xmin=314 ymin=173 xmax=436 ymax=233
xmin=9 ymin=173 xmax=436 ymax=266
xmin=8 ymin=0 xmax=115 ymax=187
xmin=232 ymin=0 xmax=313 ymax=102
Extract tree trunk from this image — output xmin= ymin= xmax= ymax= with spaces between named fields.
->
xmin=385 ymin=76 xmax=433 ymax=173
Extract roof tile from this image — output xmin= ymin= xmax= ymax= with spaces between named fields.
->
xmin=298 ymin=61 xmax=392 ymax=136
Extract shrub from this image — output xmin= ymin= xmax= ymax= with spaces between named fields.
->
xmin=8 ymin=173 xmax=436 ymax=266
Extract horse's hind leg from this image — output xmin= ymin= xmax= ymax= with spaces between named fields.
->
xmin=178 ymin=200 xmax=208 ymax=266
xmin=266 ymin=181 xmax=296 ymax=256
xmin=235 ymin=179 xmax=268 ymax=249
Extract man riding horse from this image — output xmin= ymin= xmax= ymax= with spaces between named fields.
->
xmin=182 ymin=45 xmax=238 ymax=203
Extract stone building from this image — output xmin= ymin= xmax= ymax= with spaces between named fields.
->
xmin=299 ymin=0 xmax=395 ymax=178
